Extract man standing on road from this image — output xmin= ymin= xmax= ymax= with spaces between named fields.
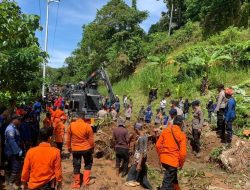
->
xmin=224 ymin=88 xmax=236 ymax=144
xmin=97 ymin=106 xmax=108 ymax=120
xmin=191 ymin=100 xmax=204 ymax=157
xmin=112 ymin=117 xmax=130 ymax=177
xmin=66 ymin=112 xmax=95 ymax=189
xmin=54 ymin=115 xmax=67 ymax=152
xmin=215 ymin=84 xmax=228 ymax=140
xmin=4 ymin=115 xmax=23 ymax=189
xmin=171 ymin=100 xmax=183 ymax=117
xmin=156 ymin=116 xmax=187 ymax=190
xmin=21 ymin=127 xmax=62 ymax=190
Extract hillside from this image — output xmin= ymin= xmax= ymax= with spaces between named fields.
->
xmin=102 ymin=26 xmax=250 ymax=130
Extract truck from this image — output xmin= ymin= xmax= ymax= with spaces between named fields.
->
xmin=66 ymin=67 xmax=116 ymax=122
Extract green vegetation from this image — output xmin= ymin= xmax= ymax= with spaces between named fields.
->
xmin=64 ymin=0 xmax=148 ymax=82
xmin=0 ymin=0 xmax=45 ymax=105
xmin=209 ymin=146 xmax=224 ymax=162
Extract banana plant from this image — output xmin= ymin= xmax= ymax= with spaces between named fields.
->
xmin=187 ymin=47 xmax=232 ymax=95
xmin=147 ymin=55 xmax=167 ymax=88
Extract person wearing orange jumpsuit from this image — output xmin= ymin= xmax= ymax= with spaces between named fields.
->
xmin=66 ymin=112 xmax=95 ymax=189
xmin=54 ymin=115 xmax=66 ymax=152
xmin=21 ymin=127 xmax=62 ymax=190
xmin=156 ymin=115 xmax=187 ymax=190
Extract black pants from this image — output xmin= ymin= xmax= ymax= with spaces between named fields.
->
xmin=160 ymin=164 xmax=178 ymax=190
xmin=226 ymin=121 xmax=233 ymax=143
xmin=127 ymin=162 xmax=152 ymax=190
xmin=32 ymin=180 xmax=55 ymax=190
xmin=6 ymin=154 xmax=22 ymax=183
xmin=72 ymin=149 xmax=93 ymax=174
xmin=208 ymin=111 xmax=212 ymax=123
xmin=115 ymin=147 xmax=129 ymax=173
xmin=217 ymin=109 xmax=225 ymax=135
xmin=192 ymin=129 xmax=201 ymax=153
xmin=56 ymin=142 xmax=63 ymax=152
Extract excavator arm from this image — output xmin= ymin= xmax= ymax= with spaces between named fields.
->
xmin=84 ymin=67 xmax=116 ymax=105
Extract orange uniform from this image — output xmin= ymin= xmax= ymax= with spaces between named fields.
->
xmin=54 ymin=122 xmax=65 ymax=143
xmin=66 ymin=118 xmax=94 ymax=151
xmin=52 ymin=109 xmax=66 ymax=127
xmin=21 ymin=142 xmax=62 ymax=189
xmin=156 ymin=125 xmax=187 ymax=168
xmin=43 ymin=117 xmax=52 ymax=128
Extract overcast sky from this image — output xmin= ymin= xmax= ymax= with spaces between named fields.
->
xmin=16 ymin=0 xmax=166 ymax=68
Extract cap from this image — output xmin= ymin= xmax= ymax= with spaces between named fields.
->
xmin=11 ymin=114 xmax=23 ymax=121
xmin=117 ymin=117 xmax=125 ymax=127
xmin=169 ymin=108 xmax=177 ymax=116
xmin=225 ymin=88 xmax=234 ymax=95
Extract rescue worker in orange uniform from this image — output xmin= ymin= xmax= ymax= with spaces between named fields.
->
xmin=53 ymin=107 xmax=66 ymax=128
xmin=66 ymin=112 xmax=95 ymax=189
xmin=43 ymin=112 xmax=53 ymax=128
xmin=156 ymin=115 xmax=187 ymax=190
xmin=21 ymin=127 xmax=62 ymax=190
xmin=54 ymin=115 xmax=67 ymax=152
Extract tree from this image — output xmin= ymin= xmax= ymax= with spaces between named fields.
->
xmin=184 ymin=0 xmax=249 ymax=36
xmin=65 ymin=0 xmax=148 ymax=82
xmin=0 ymin=0 xmax=46 ymax=93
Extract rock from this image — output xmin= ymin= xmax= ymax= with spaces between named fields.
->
xmin=220 ymin=140 xmax=250 ymax=172
xmin=245 ymin=181 xmax=250 ymax=190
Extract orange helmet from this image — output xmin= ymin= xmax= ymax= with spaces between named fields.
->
xmin=225 ymin=88 xmax=234 ymax=95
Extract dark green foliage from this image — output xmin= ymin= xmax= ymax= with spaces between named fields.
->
xmin=146 ymin=22 xmax=202 ymax=55
xmin=184 ymin=0 xmax=250 ymax=36
xmin=174 ymin=27 xmax=250 ymax=81
xmin=65 ymin=0 xmax=148 ymax=82
xmin=0 ymin=0 xmax=45 ymax=93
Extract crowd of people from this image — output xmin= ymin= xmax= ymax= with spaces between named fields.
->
xmin=112 ymin=84 xmax=236 ymax=189
xmin=0 ymin=83 xmax=236 ymax=190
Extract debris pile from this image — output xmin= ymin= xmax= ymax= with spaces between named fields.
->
xmin=220 ymin=140 xmax=250 ymax=172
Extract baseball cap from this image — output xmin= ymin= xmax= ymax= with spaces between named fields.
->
xmin=225 ymin=88 xmax=234 ymax=95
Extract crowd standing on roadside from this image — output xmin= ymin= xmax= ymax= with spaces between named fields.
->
xmin=0 ymin=83 xmax=236 ymax=190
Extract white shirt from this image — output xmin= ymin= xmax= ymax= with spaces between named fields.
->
xmin=160 ymin=99 xmax=166 ymax=108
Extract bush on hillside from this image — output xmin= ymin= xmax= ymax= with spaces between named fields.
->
xmin=146 ymin=22 xmax=202 ymax=55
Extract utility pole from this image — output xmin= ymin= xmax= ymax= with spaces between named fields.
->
xmin=42 ymin=0 xmax=60 ymax=97
xmin=168 ymin=1 xmax=174 ymax=36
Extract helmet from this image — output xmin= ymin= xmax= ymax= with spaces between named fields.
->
xmin=225 ymin=88 xmax=234 ymax=95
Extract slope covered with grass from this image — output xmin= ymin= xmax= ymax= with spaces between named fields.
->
xmin=101 ymin=25 xmax=250 ymax=129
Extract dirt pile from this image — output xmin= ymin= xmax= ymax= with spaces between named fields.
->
xmin=220 ymin=140 xmax=250 ymax=172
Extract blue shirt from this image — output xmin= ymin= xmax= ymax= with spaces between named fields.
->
xmin=163 ymin=115 xmax=169 ymax=125
xmin=4 ymin=123 xmax=22 ymax=156
xmin=225 ymin=97 xmax=236 ymax=122
xmin=115 ymin=101 xmax=120 ymax=112
xmin=19 ymin=122 xmax=33 ymax=142
xmin=145 ymin=110 xmax=153 ymax=121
